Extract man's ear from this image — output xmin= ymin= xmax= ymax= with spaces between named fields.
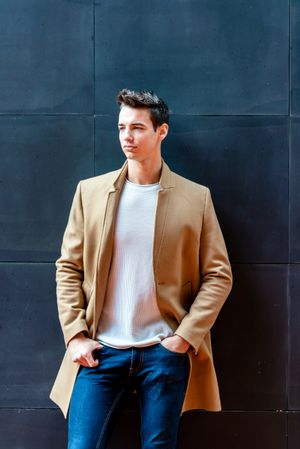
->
xmin=159 ymin=123 xmax=169 ymax=141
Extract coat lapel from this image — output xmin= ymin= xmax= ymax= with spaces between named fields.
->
xmin=153 ymin=161 xmax=175 ymax=277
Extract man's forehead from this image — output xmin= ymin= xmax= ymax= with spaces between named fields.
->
xmin=118 ymin=106 xmax=152 ymax=124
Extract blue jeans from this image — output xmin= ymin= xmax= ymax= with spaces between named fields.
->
xmin=68 ymin=343 xmax=189 ymax=449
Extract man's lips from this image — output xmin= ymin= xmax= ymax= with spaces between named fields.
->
xmin=123 ymin=145 xmax=136 ymax=150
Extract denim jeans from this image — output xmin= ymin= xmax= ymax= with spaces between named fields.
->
xmin=68 ymin=343 xmax=189 ymax=449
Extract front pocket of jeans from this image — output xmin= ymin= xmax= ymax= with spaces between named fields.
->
xmin=159 ymin=343 xmax=187 ymax=356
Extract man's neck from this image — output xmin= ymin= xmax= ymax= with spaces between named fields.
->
xmin=126 ymin=158 xmax=162 ymax=185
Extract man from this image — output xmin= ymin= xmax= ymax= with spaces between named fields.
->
xmin=50 ymin=89 xmax=232 ymax=449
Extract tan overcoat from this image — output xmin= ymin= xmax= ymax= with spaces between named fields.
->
xmin=50 ymin=160 xmax=232 ymax=418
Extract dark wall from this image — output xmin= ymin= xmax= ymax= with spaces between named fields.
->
xmin=0 ymin=1 xmax=298 ymax=448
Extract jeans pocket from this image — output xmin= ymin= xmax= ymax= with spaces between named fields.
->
xmin=93 ymin=345 xmax=105 ymax=359
xmin=159 ymin=342 xmax=187 ymax=356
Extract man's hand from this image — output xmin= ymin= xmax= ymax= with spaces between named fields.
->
xmin=68 ymin=332 xmax=102 ymax=367
xmin=161 ymin=334 xmax=190 ymax=354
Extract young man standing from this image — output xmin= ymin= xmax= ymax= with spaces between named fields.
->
xmin=50 ymin=89 xmax=232 ymax=449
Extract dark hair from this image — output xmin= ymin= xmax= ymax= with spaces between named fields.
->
xmin=116 ymin=88 xmax=169 ymax=130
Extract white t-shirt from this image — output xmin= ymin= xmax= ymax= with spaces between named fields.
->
xmin=96 ymin=179 xmax=173 ymax=348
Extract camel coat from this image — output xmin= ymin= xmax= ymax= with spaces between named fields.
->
xmin=50 ymin=160 xmax=232 ymax=418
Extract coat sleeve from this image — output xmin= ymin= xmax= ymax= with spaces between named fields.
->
xmin=175 ymin=188 xmax=233 ymax=354
xmin=56 ymin=182 xmax=89 ymax=347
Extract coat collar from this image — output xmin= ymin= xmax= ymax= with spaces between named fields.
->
xmin=111 ymin=159 xmax=176 ymax=191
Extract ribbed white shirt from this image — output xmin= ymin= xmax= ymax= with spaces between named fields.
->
xmin=96 ymin=179 xmax=173 ymax=348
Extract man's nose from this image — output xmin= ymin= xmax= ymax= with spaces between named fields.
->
xmin=124 ymin=128 xmax=133 ymax=140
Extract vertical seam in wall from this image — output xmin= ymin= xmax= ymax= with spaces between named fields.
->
xmin=288 ymin=117 xmax=291 ymax=267
xmin=286 ymin=410 xmax=289 ymax=449
xmin=287 ymin=263 xmax=291 ymax=411
xmin=286 ymin=121 xmax=292 ymax=428
xmin=285 ymin=264 xmax=291 ymax=449
xmin=289 ymin=0 xmax=292 ymax=117
xmin=287 ymin=0 xmax=292 ymax=432
xmin=286 ymin=4 xmax=292 ymax=440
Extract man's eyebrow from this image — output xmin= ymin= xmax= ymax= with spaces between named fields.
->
xmin=118 ymin=122 xmax=146 ymax=127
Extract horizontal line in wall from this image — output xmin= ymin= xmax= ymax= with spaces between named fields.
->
xmin=0 ymin=113 xmax=293 ymax=118
xmin=0 ymin=113 xmax=96 ymax=117
xmin=169 ymin=113 xmax=290 ymax=118
xmin=0 ymin=261 xmax=55 ymax=264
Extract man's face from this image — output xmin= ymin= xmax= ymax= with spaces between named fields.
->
xmin=118 ymin=105 xmax=168 ymax=163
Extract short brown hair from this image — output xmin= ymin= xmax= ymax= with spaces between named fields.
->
xmin=117 ymin=88 xmax=169 ymax=130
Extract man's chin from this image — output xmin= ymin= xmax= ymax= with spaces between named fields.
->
xmin=124 ymin=152 xmax=139 ymax=160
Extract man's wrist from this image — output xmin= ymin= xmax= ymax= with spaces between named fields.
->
xmin=173 ymin=334 xmax=191 ymax=352
xmin=174 ymin=334 xmax=190 ymax=345
xmin=68 ymin=332 xmax=87 ymax=346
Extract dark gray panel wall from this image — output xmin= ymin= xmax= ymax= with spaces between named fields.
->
xmin=213 ymin=264 xmax=288 ymax=410
xmin=0 ymin=410 xmax=67 ymax=449
xmin=288 ymin=413 xmax=300 ymax=449
xmin=0 ymin=263 xmax=64 ymax=407
xmin=0 ymin=0 xmax=93 ymax=113
xmin=0 ymin=116 xmax=94 ymax=261
xmin=0 ymin=0 xmax=297 ymax=448
xmin=289 ymin=265 xmax=300 ymax=410
xmin=291 ymin=118 xmax=300 ymax=261
xmin=95 ymin=0 xmax=289 ymax=115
